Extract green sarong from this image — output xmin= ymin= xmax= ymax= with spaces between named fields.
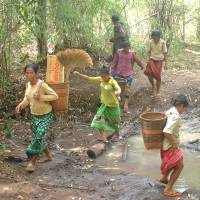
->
xmin=91 ymin=104 xmax=120 ymax=133
xmin=26 ymin=111 xmax=53 ymax=158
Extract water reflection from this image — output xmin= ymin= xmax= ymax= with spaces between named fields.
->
xmin=96 ymin=134 xmax=200 ymax=190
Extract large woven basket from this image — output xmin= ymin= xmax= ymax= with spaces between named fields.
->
xmin=140 ymin=112 xmax=167 ymax=150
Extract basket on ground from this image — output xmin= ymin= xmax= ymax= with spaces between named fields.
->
xmin=139 ymin=112 xmax=167 ymax=150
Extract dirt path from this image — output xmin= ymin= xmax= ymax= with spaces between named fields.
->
xmin=0 ymin=47 xmax=200 ymax=200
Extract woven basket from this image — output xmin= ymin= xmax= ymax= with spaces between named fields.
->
xmin=140 ymin=112 xmax=167 ymax=150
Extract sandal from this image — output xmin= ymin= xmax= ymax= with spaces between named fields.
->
xmin=164 ymin=189 xmax=182 ymax=197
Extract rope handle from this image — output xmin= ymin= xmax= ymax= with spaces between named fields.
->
xmin=35 ymin=80 xmax=44 ymax=94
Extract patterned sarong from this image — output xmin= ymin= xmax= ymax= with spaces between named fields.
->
xmin=26 ymin=111 xmax=53 ymax=158
xmin=160 ymin=148 xmax=183 ymax=175
xmin=144 ymin=59 xmax=163 ymax=81
xmin=91 ymin=104 xmax=120 ymax=133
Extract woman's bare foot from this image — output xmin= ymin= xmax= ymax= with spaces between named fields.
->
xmin=164 ymin=189 xmax=182 ymax=197
xmin=150 ymin=88 xmax=156 ymax=98
xmin=97 ymin=136 xmax=108 ymax=142
xmin=124 ymin=99 xmax=129 ymax=113
xmin=26 ymin=162 xmax=34 ymax=172
xmin=38 ymin=155 xmax=53 ymax=163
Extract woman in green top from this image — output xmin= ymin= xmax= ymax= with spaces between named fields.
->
xmin=73 ymin=66 xmax=121 ymax=142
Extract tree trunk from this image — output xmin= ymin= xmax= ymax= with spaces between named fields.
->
xmin=36 ymin=0 xmax=47 ymax=62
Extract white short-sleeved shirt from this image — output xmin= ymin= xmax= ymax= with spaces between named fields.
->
xmin=147 ymin=39 xmax=167 ymax=61
xmin=162 ymin=107 xmax=181 ymax=150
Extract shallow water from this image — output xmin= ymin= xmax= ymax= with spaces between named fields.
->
xmin=96 ymin=118 xmax=200 ymax=191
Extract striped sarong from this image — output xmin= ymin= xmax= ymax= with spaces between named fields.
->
xmin=144 ymin=59 xmax=163 ymax=81
xmin=160 ymin=148 xmax=183 ymax=175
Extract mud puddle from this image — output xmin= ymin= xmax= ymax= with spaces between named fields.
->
xmin=96 ymin=116 xmax=200 ymax=191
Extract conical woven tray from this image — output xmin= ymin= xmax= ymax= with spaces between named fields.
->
xmin=56 ymin=49 xmax=93 ymax=68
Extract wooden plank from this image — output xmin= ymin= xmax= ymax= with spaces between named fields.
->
xmin=122 ymin=141 xmax=128 ymax=161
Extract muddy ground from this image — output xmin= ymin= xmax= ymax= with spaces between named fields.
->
xmin=0 ymin=47 xmax=200 ymax=200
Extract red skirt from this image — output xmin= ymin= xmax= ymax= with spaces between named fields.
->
xmin=160 ymin=148 xmax=183 ymax=175
xmin=144 ymin=59 xmax=163 ymax=81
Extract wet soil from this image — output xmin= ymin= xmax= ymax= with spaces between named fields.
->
xmin=1 ymin=47 xmax=200 ymax=199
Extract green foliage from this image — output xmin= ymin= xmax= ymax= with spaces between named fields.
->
xmin=130 ymin=37 xmax=147 ymax=60
xmin=146 ymin=0 xmax=185 ymax=46
xmin=2 ymin=112 xmax=14 ymax=138
xmin=48 ymin=0 xmax=127 ymax=58
xmin=15 ymin=0 xmax=47 ymax=61
xmin=0 ymin=143 xmax=6 ymax=153
xmin=0 ymin=0 xmax=200 ymax=116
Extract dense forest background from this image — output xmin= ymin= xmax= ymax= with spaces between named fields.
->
xmin=0 ymin=0 xmax=200 ymax=113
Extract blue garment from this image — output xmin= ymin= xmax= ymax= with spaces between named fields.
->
xmin=112 ymin=72 xmax=133 ymax=87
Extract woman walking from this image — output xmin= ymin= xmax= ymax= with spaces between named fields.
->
xmin=16 ymin=63 xmax=58 ymax=172
xmin=112 ymin=41 xmax=144 ymax=113
xmin=144 ymin=30 xmax=167 ymax=97
xmin=160 ymin=95 xmax=189 ymax=197
xmin=73 ymin=66 xmax=121 ymax=142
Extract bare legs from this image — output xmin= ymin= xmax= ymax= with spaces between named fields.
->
xmin=99 ymin=130 xmax=108 ymax=142
xmin=99 ymin=130 xmax=120 ymax=142
xmin=161 ymin=162 xmax=184 ymax=197
xmin=124 ymin=98 xmax=129 ymax=113
xmin=147 ymin=76 xmax=161 ymax=97
xmin=160 ymin=170 xmax=171 ymax=184
xmin=26 ymin=154 xmax=39 ymax=172
xmin=156 ymin=80 xmax=161 ymax=96
xmin=38 ymin=147 xmax=53 ymax=163
xmin=26 ymin=147 xmax=53 ymax=172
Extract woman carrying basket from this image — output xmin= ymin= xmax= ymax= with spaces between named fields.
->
xmin=160 ymin=95 xmax=189 ymax=197
xmin=16 ymin=63 xmax=58 ymax=172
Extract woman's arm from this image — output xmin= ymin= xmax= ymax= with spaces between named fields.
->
xmin=73 ymin=71 xmax=90 ymax=80
xmin=164 ymin=133 xmax=178 ymax=150
xmin=39 ymin=83 xmax=58 ymax=102
xmin=132 ymin=52 xmax=144 ymax=70
xmin=16 ymin=84 xmax=29 ymax=113
xmin=163 ymin=115 xmax=179 ymax=150
xmin=147 ymin=40 xmax=151 ymax=60
xmin=112 ymin=51 xmax=119 ymax=72
xmin=115 ymin=86 xmax=121 ymax=96
xmin=112 ymin=80 xmax=121 ymax=96
xmin=16 ymin=98 xmax=29 ymax=113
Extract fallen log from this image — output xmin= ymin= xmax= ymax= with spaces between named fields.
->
xmin=87 ymin=142 xmax=106 ymax=159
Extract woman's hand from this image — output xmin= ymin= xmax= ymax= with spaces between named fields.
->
xmin=33 ymin=92 xmax=40 ymax=100
xmin=163 ymin=61 xmax=168 ymax=70
xmin=140 ymin=64 xmax=144 ymax=71
xmin=15 ymin=104 xmax=21 ymax=113
xmin=115 ymin=90 xmax=121 ymax=96
xmin=72 ymin=71 xmax=81 ymax=76
xmin=172 ymin=142 xmax=178 ymax=150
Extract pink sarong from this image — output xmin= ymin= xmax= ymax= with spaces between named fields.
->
xmin=160 ymin=148 xmax=183 ymax=175
xmin=144 ymin=59 xmax=163 ymax=81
